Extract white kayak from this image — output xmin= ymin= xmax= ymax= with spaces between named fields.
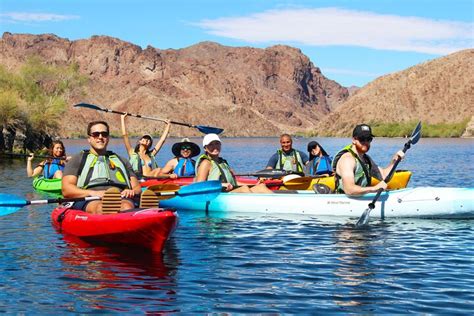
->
xmin=160 ymin=187 xmax=474 ymax=219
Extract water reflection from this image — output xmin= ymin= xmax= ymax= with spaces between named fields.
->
xmin=332 ymin=223 xmax=389 ymax=309
xmin=57 ymin=235 xmax=180 ymax=313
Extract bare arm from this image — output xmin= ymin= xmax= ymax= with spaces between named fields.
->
xmin=120 ymin=114 xmax=134 ymax=157
xmin=379 ymin=150 xmax=405 ymax=179
xmin=336 ymin=153 xmax=386 ymax=196
xmin=151 ymin=120 xmax=171 ymax=156
xmin=195 ymin=159 xmax=211 ymax=182
xmin=27 ymin=154 xmax=44 ymax=177
xmin=158 ymin=158 xmax=178 ymax=176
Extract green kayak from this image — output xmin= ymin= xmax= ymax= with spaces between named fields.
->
xmin=32 ymin=177 xmax=62 ymax=194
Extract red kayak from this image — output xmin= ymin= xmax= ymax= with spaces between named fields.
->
xmin=51 ymin=206 xmax=178 ymax=253
xmin=140 ymin=176 xmax=283 ymax=190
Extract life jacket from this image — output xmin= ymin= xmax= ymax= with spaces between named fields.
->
xmin=174 ymin=157 xmax=196 ymax=176
xmin=76 ymin=150 xmax=132 ymax=190
xmin=276 ymin=149 xmax=305 ymax=173
xmin=195 ymin=154 xmax=237 ymax=187
xmin=129 ymin=151 xmax=158 ymax=178
xmin=332 ymin=145 xmax=381 ymax=193
xmin=307 ymin=156 xmax=333 ymax=176
xmin=41 ymin=158 xmax=65 ymax=179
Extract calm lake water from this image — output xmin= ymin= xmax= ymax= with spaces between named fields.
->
xmin=0 ymin=137 xmax=473 ymax=313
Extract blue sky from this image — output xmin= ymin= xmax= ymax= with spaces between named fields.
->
xmin=0 ymin=0 xmax=472 ymax=87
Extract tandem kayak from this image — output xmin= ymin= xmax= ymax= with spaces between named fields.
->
xmin=141 ymin=176 xmax=283 ymax=190
xmin=51 ymin=206 xmax=178 ymax=252
xmin=32 ymin=177 xmax=62 ymax=194
xmin=160 ymin=187 xmax=474 ymax=219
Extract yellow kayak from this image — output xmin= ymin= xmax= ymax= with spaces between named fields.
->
xmin=282 ymin=170 xmax=412 ymax=191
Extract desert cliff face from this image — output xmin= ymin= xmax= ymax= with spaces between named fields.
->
xmin=315 ymin=49 xmax=474 ymax=136
xmin=0 ymin=33 xmax=349 ymax=137
xmin=1 ymin=32 xmax=472 ymax=138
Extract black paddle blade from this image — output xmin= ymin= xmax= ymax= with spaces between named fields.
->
xmin=251 ymin=169 xmax=297 ymax=178
xmin=410 ymin=121 xmax=422 ymax=145
xmin=196 ymin=125 xmax=224 ymax=135
xmin=74 ymin=103 xmax=105 ymax=111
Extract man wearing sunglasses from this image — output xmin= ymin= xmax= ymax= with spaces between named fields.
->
xmin=332 ymin=124 xmax=404 ymax=195
xmin=62 ymin=121 xmax=142 ymax=214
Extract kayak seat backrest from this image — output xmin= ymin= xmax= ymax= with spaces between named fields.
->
xmin=313 ymin=183 xmax=333 ymax=194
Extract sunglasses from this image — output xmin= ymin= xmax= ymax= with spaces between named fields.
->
xmin=89 ymin=131 xmax=109 ymax=138
xmin=358 ymin=136 xmax=373 ymax=143
xmin=181 ymin=146 xmax=192 ymax=150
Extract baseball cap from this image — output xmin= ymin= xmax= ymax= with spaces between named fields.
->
xmin=352 ymin=124 xmax=375 ymax=139
xmin=202 ymin=133 xmax=221 ymax=147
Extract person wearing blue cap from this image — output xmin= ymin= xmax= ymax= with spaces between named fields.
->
xmin=332 ymin=124 xmax=405 ymax=195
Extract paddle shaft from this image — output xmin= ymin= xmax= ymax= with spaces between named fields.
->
xmin=368 ymin=142 xmax=410 ymax=210
xmin=1 ymin=152 xmax=66 ymax=160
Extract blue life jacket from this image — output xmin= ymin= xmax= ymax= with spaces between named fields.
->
xmin=307 ymin=156 xmax=333 ymax=176
xmin=42 ymin=159 xmax=65 ymax=179
xmin=174 ymin=157 xmax=196 ymax=176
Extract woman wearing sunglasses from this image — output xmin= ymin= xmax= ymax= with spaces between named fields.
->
xmin=121 ymin=113 xmax=171 ymax=178
xmin=332 ymin=124 xmax=405 ymax=195
xmin=159 ymin=138 xmax=200 ymax=178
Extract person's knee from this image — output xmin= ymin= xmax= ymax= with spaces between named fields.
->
xmin=120 ymin=199 xmax=135 ymax=211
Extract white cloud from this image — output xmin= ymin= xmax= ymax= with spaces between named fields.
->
xmin=196 ymin=7 xmax=474 ymax=55
xmin=0 ymin=12 xmax=79 ymax=23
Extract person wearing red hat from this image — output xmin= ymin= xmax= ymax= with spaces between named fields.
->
xmin=332 ymin=124 xmax=405 ymax=195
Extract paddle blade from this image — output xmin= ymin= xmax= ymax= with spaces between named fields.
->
xmin=283 ymin=176 xmax=313 ymax=190
xmin=0 ymin=194 xmax=27 ymax=216
xmin=73 ymin=103 xmax=104 ymax=111
xmin=250 ymin=169 xmax=298 ymax=179
xmin=147 ymin=184 xmax=180 ymax=192
xmin=177 ymin=180 xmax=222 ymax=202
xmin=195 ymin=125 xmax=224 ymax=135
xmin=410 ymin=121 xmax=422 ymax=145
xmin=355 ymin=207 xmax=371 ymax=227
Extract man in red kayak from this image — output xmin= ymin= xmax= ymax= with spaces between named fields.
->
xmin=62 ymin=121 xmax=146 ymax=214
xmin=332 ymin=124 xmax=405 ymax=195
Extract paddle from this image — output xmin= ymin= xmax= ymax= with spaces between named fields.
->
xmin=143 ymin=169 xmax=303 ymax=181
xmin=355 ymin=121 xmax=422 ymax=227
xmin=0 ymin=181 xmax=222 ymax=216
xmin=74 ymin=102 xmax=224 ymax=135
xmin=156 ymin=180 xmax=222 ymax=202
xmin=0 ymin=195 xmax=101 ymax=217
xmin=1 ymin=152 xmax=67 ymax=160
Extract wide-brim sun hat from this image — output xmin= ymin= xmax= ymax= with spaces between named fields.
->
xmin=171 ymin=138 xmax=200 ymax=158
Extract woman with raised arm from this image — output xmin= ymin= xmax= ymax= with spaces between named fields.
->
xmin=121 ymin=113 xmax=171 ymax=178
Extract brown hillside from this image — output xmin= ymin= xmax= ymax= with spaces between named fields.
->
xmin=0 ymin=32 xmax=349 ymax=137
xmin=315 ymin=49 xmax=474 ymax=136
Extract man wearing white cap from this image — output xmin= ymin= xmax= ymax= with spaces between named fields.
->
xmin=332 ymin=124 xmax=405 ymax=195
xmin=195 ymin=134 xmax=272 ymax=193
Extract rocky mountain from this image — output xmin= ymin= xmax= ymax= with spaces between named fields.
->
xmin=314 ymin=49 xmax=474 ymax=136
xmin=0 ymin=32 xmax=349 ymax=137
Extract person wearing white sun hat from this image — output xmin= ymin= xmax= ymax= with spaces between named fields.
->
xmin=195 ymin=134 xmax=273 ymax=193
